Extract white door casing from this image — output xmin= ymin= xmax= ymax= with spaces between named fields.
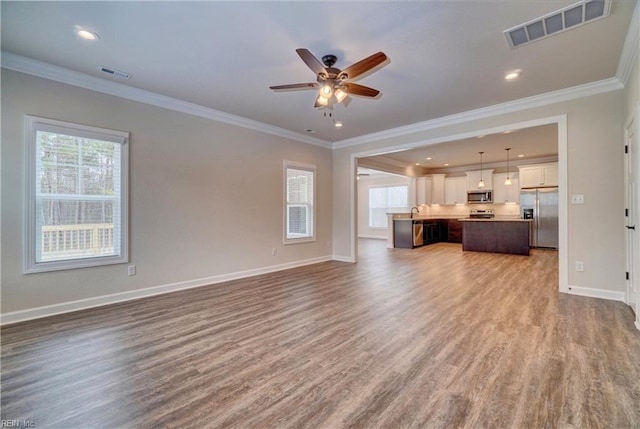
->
xmin=624 ymin=105 xmax=640 ymax=331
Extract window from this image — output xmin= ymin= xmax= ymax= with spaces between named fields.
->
xmin=284 ymin=161 xmax=315 ymax=243
xmin=25 ymin=116 xmax=129 ymax=273
xmin=369 ymin=185 xmax=409 ymax=228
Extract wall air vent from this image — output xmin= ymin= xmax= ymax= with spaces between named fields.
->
xmin=100 ymin=66 xmax=132 ymax=79
xmin=504 ymin=0 xmax=610 ymax=48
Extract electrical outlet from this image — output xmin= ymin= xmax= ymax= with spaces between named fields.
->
xmin=571 ymin=194 xmax=585 ymax=204
xmin=127 ymin=265 xmax=136 ymax=276
xmin=575 ymin=261 xmax=584 ymax=272
xmin=271 ymin=248 xmax=277 ymax=256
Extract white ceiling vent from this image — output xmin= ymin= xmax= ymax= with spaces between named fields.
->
xmin=100 ymin=66 xmax=132 ymax=79
xmin=504 ymin=0 xmax=611 ymax=48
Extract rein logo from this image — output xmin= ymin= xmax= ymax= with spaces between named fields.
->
xmin=1 ymin=421 xmax=35 ymax=428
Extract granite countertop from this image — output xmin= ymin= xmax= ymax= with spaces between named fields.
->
xmin=458 ymin=218 xmax=532 ymax=222
xmin=390 ymin=214 xmax=464 ymax=220
xmin=393 ymin=217 xmax=461 ymax=221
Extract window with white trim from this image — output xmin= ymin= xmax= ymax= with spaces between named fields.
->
xmin=25 ymin=116 xmax=129 ymax=273
xmin=369 ymin=185 xmax=409 ymax=228
xmin=284 ymin=161 xmax=315 ymax=243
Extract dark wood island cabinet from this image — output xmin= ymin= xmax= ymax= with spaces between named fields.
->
xmin=446 ymin=219 xmax=463 ymax=243
xmin=460 ymin=219 xmax=531 ymax=255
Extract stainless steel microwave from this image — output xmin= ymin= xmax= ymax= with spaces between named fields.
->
xmin=467 ymin=190 xmax=493 ymax=204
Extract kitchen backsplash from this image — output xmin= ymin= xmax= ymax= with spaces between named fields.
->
xmin=422 ymin=203 xmax=521 ymax=218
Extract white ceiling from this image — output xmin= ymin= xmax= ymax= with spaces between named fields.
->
xmin=1 ymin=1 xmax=636 ymax=143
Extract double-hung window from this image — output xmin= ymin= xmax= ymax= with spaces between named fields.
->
xmin=284 ymin=161 xmax=315 ymax=243
xmin=369 ymin=185 xmax=409 ymax=228
xmin=25 ymin=116 xmax=129 ymax=273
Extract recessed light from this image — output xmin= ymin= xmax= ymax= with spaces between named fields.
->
xmin=75 ymin=26 xmax=99 ymax=40
xmin=444 ymin=163 xmax=450 ymax=166
xmin=426 ymin=157 xmax=432 ymax=160
xmin=505 ymin=69 xmax=522 ymax=80
xmin=477 ymin=135 xmax=485 ymax=139
xmin=518 ymin=154 xmax=525 ymax=158
xmin=334 ymin=121 xmax=344 ymax=128
xmin=415 ymin=162 xmax=421 ymax=166
xmin=503 ymin=130 xmax=512 ymax=134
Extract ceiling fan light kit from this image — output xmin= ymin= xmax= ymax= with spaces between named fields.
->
xmin=270 ymin=48 xmax=388 ymax=111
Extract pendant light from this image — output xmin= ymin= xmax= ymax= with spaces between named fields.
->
xmin=478 ymin=151 xmax=485 ymax=188
xmin=504 ymin=147 xmax=512 ymax=186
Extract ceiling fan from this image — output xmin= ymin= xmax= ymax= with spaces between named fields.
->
xmin=270 ymin=48 xmax=389 ymax=109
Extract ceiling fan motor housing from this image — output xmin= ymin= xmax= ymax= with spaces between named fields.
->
xmin=321 ymin=54 xmax=337 ymax=67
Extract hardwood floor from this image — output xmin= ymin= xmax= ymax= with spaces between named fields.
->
xmin=2 ymin=239 xmax=639 ymax=428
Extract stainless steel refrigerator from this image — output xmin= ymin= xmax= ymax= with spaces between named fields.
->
xmin=520 ymin=187 xmax=559 ymax=249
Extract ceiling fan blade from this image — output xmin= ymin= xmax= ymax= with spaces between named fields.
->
xmin=344 ymin=83 xmax=380 ymax=98
xmin=270 ymin=83 xmax=319 ymax=91
xmin=296 ymin=48 xmax=327 ymax=76
xmin=338 ymin=52 xmax=388 ymax=81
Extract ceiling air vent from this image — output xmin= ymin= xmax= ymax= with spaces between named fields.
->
xmin=504 ymin=0 xmax=610 ymax=48
xmin=100 ymin=66 xmax=132 ymax=79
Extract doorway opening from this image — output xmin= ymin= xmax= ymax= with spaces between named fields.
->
xmin=349 ymin=115 xmax=568 ymax=293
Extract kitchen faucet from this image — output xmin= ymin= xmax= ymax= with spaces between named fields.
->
xmin=411 ymin=206 xmax=419 ymax=218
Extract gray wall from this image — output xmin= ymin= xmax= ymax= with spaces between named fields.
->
xmin=1 ymin=70 xmax=333 ymax=314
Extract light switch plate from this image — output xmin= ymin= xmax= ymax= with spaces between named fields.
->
xmin=571 ymin=194 xmax=585 ymax=204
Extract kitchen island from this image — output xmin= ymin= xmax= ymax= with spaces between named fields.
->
xmin=460 ymin=218 xmax=531 ymax=255
xmin=391 ymin=217 xmax=463 ymax=248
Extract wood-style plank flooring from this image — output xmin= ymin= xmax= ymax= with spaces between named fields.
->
xmin=2 ymin=239 xmax=640 ymax=428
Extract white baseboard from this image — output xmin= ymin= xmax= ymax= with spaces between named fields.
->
xmin=357 ymin=235 xmax=387 ymax=240
xmin=565 ymin=285 xmax=626 ymax=302
xmin=332 ymin=255 xmax=356 ymax=263
xmin=0 ymin=255 xmax=335 ymax=325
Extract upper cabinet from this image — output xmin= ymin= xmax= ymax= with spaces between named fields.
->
xmin=445 ymin=176 xmax=467 ymax=205
xmin=431 ymin=174 xmax=446 ymax=205
xmin=493 ymin=172 xmax=519 ymax=203
xmin=518 ymin=163 xmax=558 ymax=188
xmin=465 ymin=169 xmax=494 ymax=191
xmin=416 ymin=176 xmax=433 ymax=206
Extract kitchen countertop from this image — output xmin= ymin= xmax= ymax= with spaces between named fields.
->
xmin=393 ymin=217 xmax=449 ymax=221
xmin=458 ymin=218 xmax=532 ymax=222
xmin=391 ymin=215 xmax=466 ymax=220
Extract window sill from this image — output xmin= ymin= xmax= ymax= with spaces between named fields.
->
xmin=24 ymin=255 xmax=128 ymax=274
xmin=283 ymin=236 xmax=316 ymax=245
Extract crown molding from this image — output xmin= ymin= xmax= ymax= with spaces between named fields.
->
xmin=616 ymin=0 xmax=639 ymax=86
xmin=1 ymin=51 xmax=333 ymax=149
xmin=332 ymin=77 xmax=623 ymax=150
xmin=2 ymin=50 xmax=628 ymax=153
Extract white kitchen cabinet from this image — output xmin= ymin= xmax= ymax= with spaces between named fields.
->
xmin=465 ymin=169 xmax=494 ymax=191
xmin=492 ymin=172 xmax=520 ymax=203
xmin=415 ymin=176 xmax=433 ymax=205
xmin=445 ymin=176 xmax=467 ymax=205
xmin=431 ymin=174 xmax=445 ymax=205
xmin=518 ymin=163 xmax=558 ymax=188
